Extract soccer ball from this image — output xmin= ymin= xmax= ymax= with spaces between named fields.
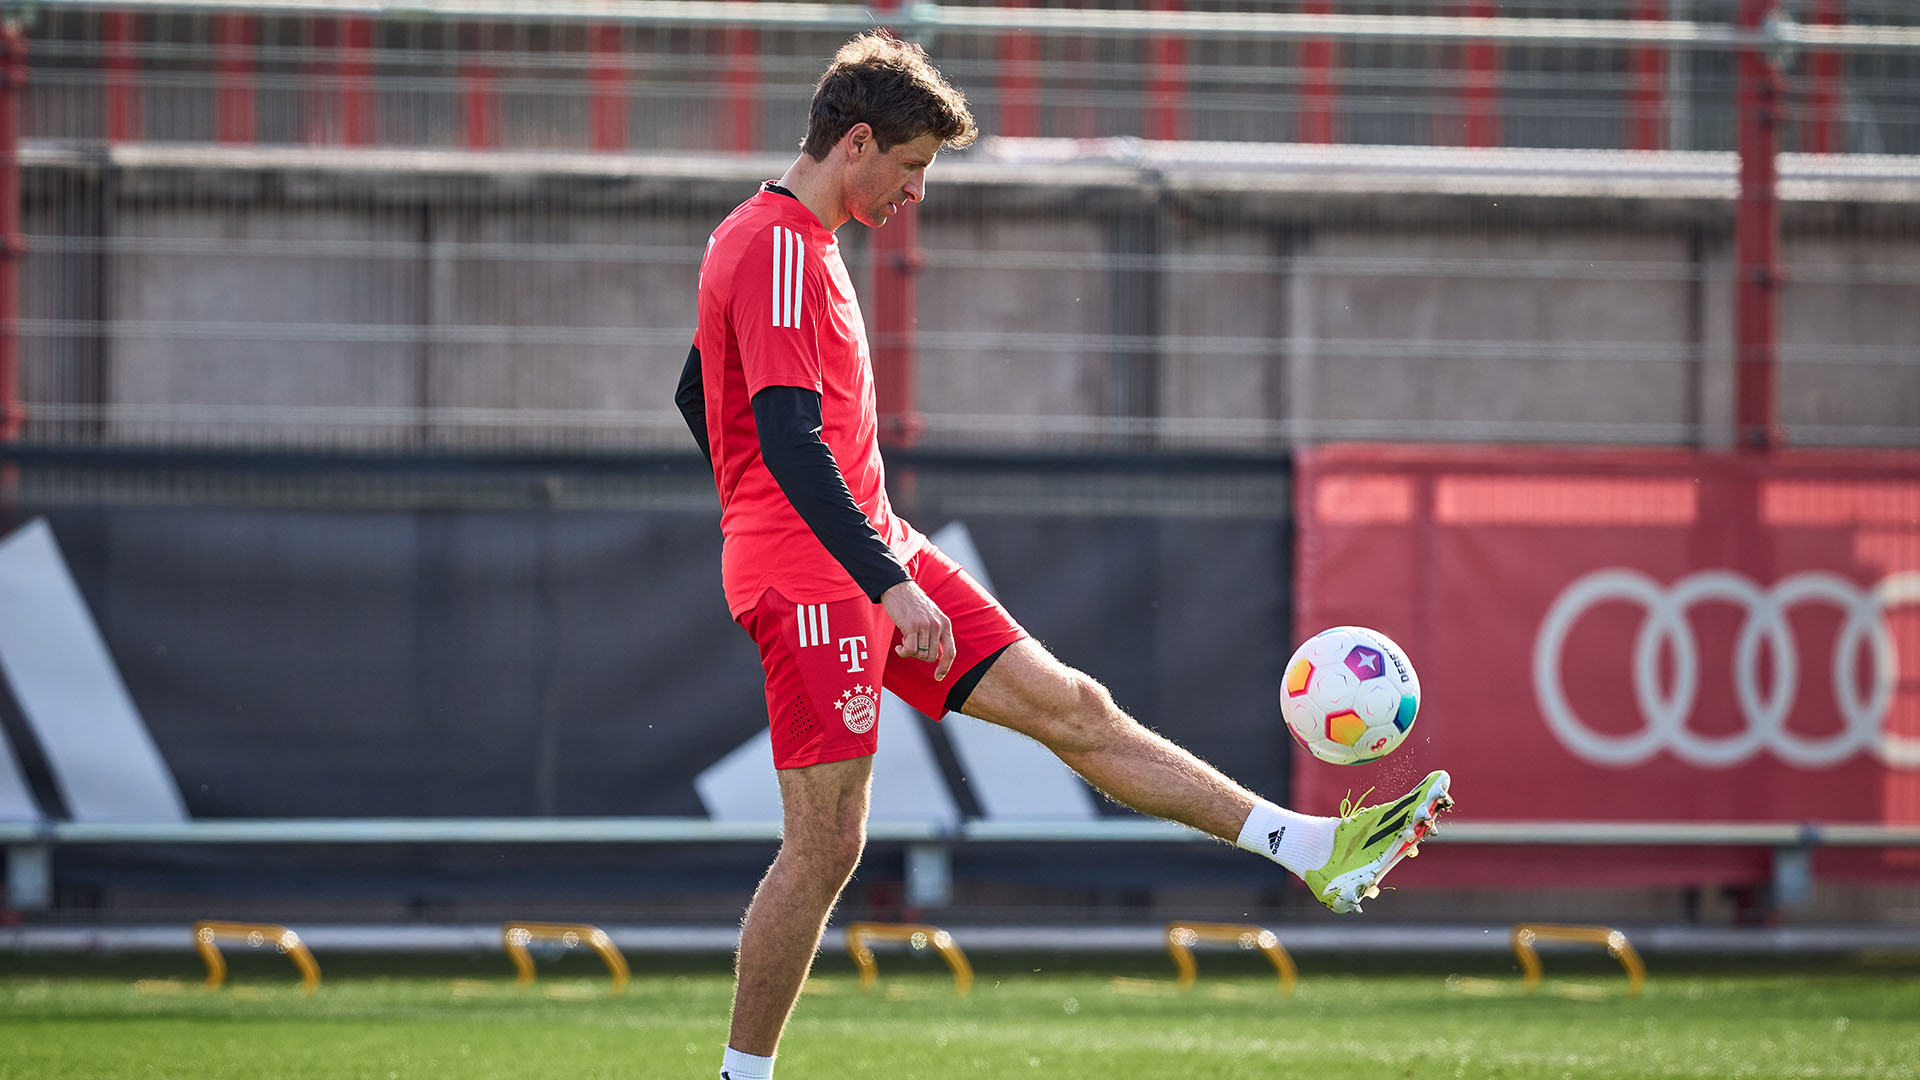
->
xmin=1281 ymin=625 xmax=1421 ymax=766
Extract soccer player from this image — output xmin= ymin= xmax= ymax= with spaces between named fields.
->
xmin=676 ymin=33 xmax=1454 ymax=1080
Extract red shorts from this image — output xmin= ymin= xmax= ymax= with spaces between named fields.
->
xmin=737 ymin=542 xmax=1027 ymax=769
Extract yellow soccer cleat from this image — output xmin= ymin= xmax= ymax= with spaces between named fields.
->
xmin=1304 ymin=770 xmax=1453 ymax=914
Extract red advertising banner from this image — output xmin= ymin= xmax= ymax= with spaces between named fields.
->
xmin=1294 ymin=446 xmax=1920 ymax=887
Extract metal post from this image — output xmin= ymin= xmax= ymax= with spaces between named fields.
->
xmin=338 ymin=16 xmax=374 ymax=145
xmin=904 ymin=842 xmax=952 ymax=907
xmin=1630 ymin=0 xmax=1666 ymax=150
xmin=871 ymin=0 xmax=923 ymax=448
xmin=1461 ymin=0 xmax=1501 ymax=147
xmin=871 ymin=203 xmax=924 ymax=449
xmin=1106 ymin=210 xmax=1162 ymax=444
xmin=723 ymin=11 xmax=758 ymax=152
xmin=1734 ymin=0 xmax=1784 ymax=452
xmin=1771 ymin=842 xmax=1813 ymax=910
xmin=104 ymin=8 xmax=140 ymax=142
xmin=463 ymin=22 xmax=500 ymax=150
xmin=1143 ymin=0 xmax=1185 ymax=141
xmin=4 ymin=844 xmax=51 ymax=911
xmin=997 ymin=0 xmax=1039 ymax=137
xmin=0 ymin=19 xmax=23 ymax=447
xmin=1299 ymin=0 xmax=1336 ymax=144
xmin=588 ymin=22 xmax=627 ymax=151
xmin=213 ymin=12 xmax=255 ymax=144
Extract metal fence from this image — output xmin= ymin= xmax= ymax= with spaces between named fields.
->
xmin=21 ymin=1 xmax=1920 ymax=154
xmin=7 ymin=3 xmax=1920 ymax=454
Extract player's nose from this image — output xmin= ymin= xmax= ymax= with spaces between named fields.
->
xmin=903 ymin=174 xmax=925 ymax=203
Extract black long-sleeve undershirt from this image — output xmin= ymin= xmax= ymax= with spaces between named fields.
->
xmin=676 ymin=344 xmax=909 ymax=602
xmin=674 ymin=343 xmax=711 ymax=463
xmin=750 ymin=385 xmax=911 ymax=603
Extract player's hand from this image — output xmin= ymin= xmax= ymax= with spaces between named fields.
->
xmin=880 ymin=580 xmax=956 ymax=681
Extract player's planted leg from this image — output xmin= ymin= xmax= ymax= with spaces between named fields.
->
xmin=724 ymin=755 xmax=874 ymax=1077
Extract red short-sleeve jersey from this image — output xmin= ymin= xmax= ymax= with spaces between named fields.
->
xmin=696 ymin=188 xmax=924 ymax=616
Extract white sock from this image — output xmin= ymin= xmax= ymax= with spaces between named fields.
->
xmin=1235 ymin=799 xmax=1337 ymax=878
xmin=721 ymin=1046 xmax=775 ymax=1080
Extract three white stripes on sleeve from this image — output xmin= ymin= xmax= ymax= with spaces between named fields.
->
xmin=771 ymin=226 xmax=805 ymax=329
xmin=772 ymin=228 xmax=824 ymax=653
xmin=796 ymin=603 xmax=830 ymax=648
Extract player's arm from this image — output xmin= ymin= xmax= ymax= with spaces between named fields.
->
xmin=751 ymin=385 xmax=908 ymax=602
xmin=673 ymin=342 xmax=711 ymax=464
xmin=753 ymin=386 xmax=953 ymax=678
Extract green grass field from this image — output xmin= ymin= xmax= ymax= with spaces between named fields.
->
xmin=3 ymin=960 xmax=1918 ymax=1079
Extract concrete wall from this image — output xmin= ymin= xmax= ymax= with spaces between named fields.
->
xmin=1778 ymin=236 xmax=1920 ymax=445
xmin=112 ymin=208 xmax=424 ymax=444
xmin=20 ymin=156 xmax=1920 ymax=450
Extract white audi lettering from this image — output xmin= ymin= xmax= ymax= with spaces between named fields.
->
xmin=1533 ymin=568 xmax=1920 ymax=769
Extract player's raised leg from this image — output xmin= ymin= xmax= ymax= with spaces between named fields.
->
xmin=723 ymin=754 xmax=873 ymax=1078
xmin=959 ymin=640 xmax=1262 ymax=838
xmin=957 ymin=639 xmax=1452 ymax=912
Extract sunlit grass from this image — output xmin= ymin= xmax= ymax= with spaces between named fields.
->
xmin=2 ymin=966 xmax=1917 ymax=1079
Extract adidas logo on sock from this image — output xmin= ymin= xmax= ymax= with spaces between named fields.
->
xmin=1267 ymin=827 xmax=1286 ymax=855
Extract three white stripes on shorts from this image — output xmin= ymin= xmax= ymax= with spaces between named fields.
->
xmin=771 ymin=225 xmax=805 ymax=329
xmin=796 ymin=603 xmax=830 ymax=648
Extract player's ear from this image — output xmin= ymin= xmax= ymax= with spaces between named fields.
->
xmin=842 ymin=122 xmax=875 ymax=159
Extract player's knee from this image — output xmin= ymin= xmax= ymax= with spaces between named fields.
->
xmin=830 ymin=824 xmax=868 ymax=881
xmin=1038 ymin=670 xmax=1128 ymax=753
xmin=790 ymin=819 xmax=866 ymax=886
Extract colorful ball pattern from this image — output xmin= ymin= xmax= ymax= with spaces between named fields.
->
xmin=1281 ymin=625 xmax=1421 ymax=766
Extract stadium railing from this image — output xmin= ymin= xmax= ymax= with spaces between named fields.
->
xmin=6 ymin=817 xmax=1920 ymax=912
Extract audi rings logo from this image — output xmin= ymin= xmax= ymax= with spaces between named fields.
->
xmin=1533 ymin=568 xmax=1920 ymax=769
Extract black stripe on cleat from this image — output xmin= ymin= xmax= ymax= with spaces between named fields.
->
xmin=1364 ymin=812 xmax=1412 ymax=849
xmin=1382 ymin=790 xmax=1423 ymax=820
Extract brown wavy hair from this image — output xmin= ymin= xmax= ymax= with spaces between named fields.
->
xmin=800 ymin=32 xmax=977 ymax=161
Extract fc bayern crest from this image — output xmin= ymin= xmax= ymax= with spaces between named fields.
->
xmin=836 ymin=686 xmax=878 ymax=734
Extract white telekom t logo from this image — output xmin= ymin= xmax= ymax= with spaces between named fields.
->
xmin=838 ymin=636 xmax=869 ymax=673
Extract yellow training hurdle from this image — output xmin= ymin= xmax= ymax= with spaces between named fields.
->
xmin=192 ymin=920 xmax=321 ymax=994
xmin=501 ymin=922 xmax=629 ymax=994
xmin=1164 ymin=922 xmax=1297 ymax=996
xmin=844 ymin=922 xmax=973 ymax=995
xmin=1511 ymin=923 xmax=1646 ymax=998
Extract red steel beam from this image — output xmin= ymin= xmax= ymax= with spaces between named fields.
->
xmin=1735 ymin=0 xmax=1784 ymax=452
xmin=104 ymin=9 xmax=141 ymax=142
xmin=1629 ymin=0 xmax=1665 ymax=150
xmin=724 ymin=15 xmax=758 ymax=152
xmin=463 ymin=23 xmax=500 ymax=150
xmin=1461 ymin=0 xmax=1500 ymax=147
xmin=869 ymin=0 xmax=922 ymax=446
xmin=1807 ymin=0 xmax=1843 ymax=154
xmin=338 ymin=16 xmax=374 ymax=145
xmin=1144 ymin=0 xmax=1186 ymax=141
xmin=997 ymin=0 xmax=1039 ymax=138
xmin=871 ymin=202 xmax=925 ymax=449
xmin=588 ymin=22 xmax=627 ymax=151
xmin=0 ymin=22 xmax=24 ymax=444
xmin=1299 ymin=0 xmax=1337 ymax=145
xmin=214 ymin=13 xmax=256 ymax=144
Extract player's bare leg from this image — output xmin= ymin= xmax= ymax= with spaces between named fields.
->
xmin=726 ymin=754 xmax=874 ymax=1068
xmin=959 ymin=640 xmax=1258 ymax=837
xmin=961 ymin=639 xmax=1452 ymax=913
